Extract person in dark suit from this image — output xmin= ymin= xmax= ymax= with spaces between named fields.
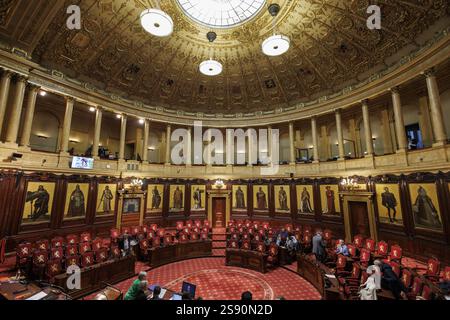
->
xmin=150 ymin=286 xmax=162 ymax=300
xmin=241 ymin=291 xmax=252 ymax=300
xmin=374 ymin=260 xmax=407 ymax=299
xmin=312 ymin=231 xmax=326 ymax=262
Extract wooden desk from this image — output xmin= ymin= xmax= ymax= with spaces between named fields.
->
xmin=0 ymin=281 xmax=71 ymax=300
xmin=53 ymin=255 xmax=135 ymax=299
xmin=225 ymin=249 xmax=267 ymax=273
xmin=297 ymin=253 xmax=340 ymax=300
xmin=147 ymin=240 xmax=212 ymax=268
xmin=278 ymin=247 xmax=292 ymax=265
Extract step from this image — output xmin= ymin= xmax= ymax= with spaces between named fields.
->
xmin=212 ymin=241 xmax=226 ymax=249
xmin=212 ymin=234 xmax=226 ymax=241
xmin=212 ymin=227 xmax=226 ymax=234
xmin=212 ymin=249 xmax=225 ymax=257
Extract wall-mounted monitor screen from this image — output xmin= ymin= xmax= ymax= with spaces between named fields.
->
xmin=71 ymin=157 xmax=94 ymax=169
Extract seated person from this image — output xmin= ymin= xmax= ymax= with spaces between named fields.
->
xmin=359 ymin=267 xmax=378 ymax=300
xmin=335 ymin=239 xmax=349 ymax=256
xmin=135 ymin=281 xmax=149 ymax=301
xmin=286 ymin=235 xmax=299 ymax=253
xmin=124 ymin=271 xmax=147 ymax=300
xmin=241 ymin=291 xmax=252 ymax=301
xmin=150 ymin=286 xmax=162 ymax=300
xmin=374 ymin=260 xmax=407 ymax=300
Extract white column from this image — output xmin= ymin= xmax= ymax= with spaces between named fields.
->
xmin=92 ymin=107 xmax=103 ymax=158
xmin=289 ymin=122 xmax=296 ymax=164
xmin=335 ymin=109 xmax=345 ymax=160
xmin=165 ymin=124 xmax=171 ymax=165
xmin=60 ymin=97 xmax=74 ymax=153
xmin=362 ymin=100 xmax=374 ymax=156
xmin=311 ymin=117 xmax=319 ymax=162
xmin=226 ymin=129 xmax=233 ymax=166
xmin=19 ymin=84 xmax=40 ymax=147
xmin=391 ymin=87 xmax=408 ymax=151
xmin=247 ymin=129 xmax=254 ymax=167
xmin=0 ymin=70 xmax=12 ymax=136
xmin=425 ymin=69 xmax=447 ymax=145
xmin=267 ymin=125 xmax=273 ymax=164
xmin=142 ymin=119 xmax=150 ymax=162
xmin=5 ymin=75 xmax=27 ymax=144
xmin=119 ymin=114 xmax=127 ymax=160
xmin=186 ymin=127 xmax=192 ymax=166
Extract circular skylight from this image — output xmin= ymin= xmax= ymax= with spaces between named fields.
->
xmin=176 ymin=0 xmax=266 ymax=28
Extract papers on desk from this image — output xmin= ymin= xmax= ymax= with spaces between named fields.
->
xmin=325 ymin=274 xmax=336 ymax=279
xmin=26 ymin=291 xmax=48 ymax=300
xmin=159 ymin=288 xmax=167 ymax=299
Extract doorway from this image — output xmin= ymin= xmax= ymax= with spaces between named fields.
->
xmin=212 ymin=197 xmax=226 ymax=228
xmin=348 ymin=201 xmax=370 ymax=238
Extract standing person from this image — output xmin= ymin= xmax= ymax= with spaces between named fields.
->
xmin=381 ymin=187 xmax=397 ymax=223
xmin=312 ymin=231 xmax=326 ymax=262
xmin=124 ymin=272 xmax=147 ymax=300
xmin=150 ymin=286 xmax=162 ymax=300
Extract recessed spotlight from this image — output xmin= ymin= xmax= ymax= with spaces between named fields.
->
xmin=89 ymin=106 xmax=96 ymax=112
xmin=39 ymin=90 xmax=47 ymax=97
xmin=139 ymin=119 xmax=145 ymax=124
xmin=116 ymin=114 xmax=122 ymax=119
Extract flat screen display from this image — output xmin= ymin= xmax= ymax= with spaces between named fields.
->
xmin=71 ymin=156 xmax=94 ymax=169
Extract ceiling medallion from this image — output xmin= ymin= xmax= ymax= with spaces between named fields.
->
xmin=262 ymin=3 xmax=290 ymax=57
xmin=200 ymin=31 xmax=222 ymax=76
xmin=140 ymin=8 xmax=173 ymax=37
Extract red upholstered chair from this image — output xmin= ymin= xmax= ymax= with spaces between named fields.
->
xmin=138 ymin=239 xmax=149 ymax=260
xmin=36 ymin=239 xmax=49 ymax=251
xmin=295 ymin=225 xmax=302 ymax=233
xmin=401 ymin=268 xmax=413 ymax=289
xmin=267 ymin=244 xmax=279 ymax=268
xmin=231 ymin=233 xmax=239 ymax=241
xmin=147 ymin=231 xmax=155 ymax=240
xmin=183 ymin=227 xmax=190 ymax=234
xmin=191 ymin=233 xmax=199 ymax=241
xmin=253 ymin=234 xmax=261 ymax=243
xmin=95 ymin=248 xmax=108 ymax=263
xmin=16 ymin=242 xmax=32 ymax=269
xmin=32 ymin=250 xmax=48 ymax=279
xmin=66 ymin=234 xmax=79 ymax=245
xmin=359 ymin=248 xmax=371 ymax=268
xmin=202 ymin=227 xmax=209 ymax=234
xmin=286 ymin=224 xmax=293 ymax=233
xmin=228 ymin=240 xmax=239 ymax=249
xmin=347 ymin=244 xmax=358 ymax=259
xmin=194 ymin=220 xmax=202 ymax=228
xmin=150 ymin=224 xmax=158 ymax=232
xmin=338 ymin=263 xmax=362 ymax=298
xmin=242 ymin=240 xmax=251 ymax=250
xmin=407 ymin=276 xmax=423 ymax=300
xmin=193 ymin=227 xmax=200 ymax=234
xmin=229 ymin=227 xmax=236 ymax=234
xmin=50 ymin=247 xmax=63 ymax=260
xmin=353 ymin=235 xmax=364 ymax=249
xmin=364 ymin=238 xmax=375 ymax=252
xmin=442 ymin=266 xmax=450 ymax=283
xmin=201 ymin=232 xmax=209 ymax=241
xmin=110 ymin=245 xmax=121 ymax=259
xmin=121 ymin=226 xmax=131 ymax=235
xmin=302 ymin=234 xmax=312 ymax=251
xmin=414 ymin=258 xmax=441 ymax=283
xmin=327 ymin=254 xmax=350 ymax=276
xmin=142 ymin=225 xmax=149 ymax=235
xmin=176 ymin=221 xmax=184 ymax=231
xmin=420 ymin=285 xmax=432 ymax=300
xmin=323 ymin=229 xmax=332 ymax=241
xmin=81 ymin=252 xmax=95 ymax=268
xmin=110 ymin=229 xmax=120 ymax=243
xmin=253 ymin=222 xmax=260 ymax=230
xmin=237 ymin=221 xmax=243 ymax=228
xmin=245 ymin=221 xmax=251 ymax=229
xmin=256 ymin=242 xmax=266 ymax=254
xmin=79 ymin=242 xmax=91 ymax=255
xmin=66 ymin=255 xmax=80 ymax=268
xmin=66 ymin=244 xmax=78 ymax=256
xmin=242 ymin=233 xmax=250 ymax=241
xmin=80 ymin=232 xmax=92 ymax=243
xmin=152 ymin=237 xmax=161 ymax=247
xmin=92 ymin=238 xmax=103 ymax=252
xmin=186 ymin=220 xmax=193 ymax=228
xmin=228 ymin=221 xmax=235 ymax=228
xmin=374 ymin=240 xmax=388 ymax=259
xmin=303 ymin=225 xmax=312 ymax=234
xmin=46 ymin=259 xmax=62 ymax=279
xmin=203 ymin=220 xmax=210 ymax=228
xmin=131 ymin=226 xmax=141 ymax=237
xmin=51 ymin=237 xmax=65 ymax=248
xmin=262 ymin=222 xmax=270 ymax=230
xmin=387 ymin=245 xmax=403 ymax=264
xmin=157 ymin=229 xmax=165 ymax=238
xmin=179 ymin=233 xmax=188 ymax=244
xmin=164 ymin=234 xmax=173 ymax=245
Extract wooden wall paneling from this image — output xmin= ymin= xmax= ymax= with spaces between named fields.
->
xmin=437 ymin=171 xmax=450 ymax=245
xmin=248 ymin=182 xmax=253 ymax=218
xmin=290 ymin=179 xmax=297 ymax=221
xmin=313 ymin=179 xmax=322 ymax=223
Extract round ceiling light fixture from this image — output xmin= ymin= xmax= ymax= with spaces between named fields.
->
xmin=262 ymin=34 xmax=290 ymax=57
xmin=262 ymin=3 xmax=290 ymax=57
xmin=199 ymin=31 xmax=222 ymax=76
xmin=199 ymin=59 xmax=223 ymax=76
xmin=140 ymin=8 xmax=173 ymax=37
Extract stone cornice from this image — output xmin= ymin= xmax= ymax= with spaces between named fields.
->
xmin=0 ymin=28 xmax=449 ymax=127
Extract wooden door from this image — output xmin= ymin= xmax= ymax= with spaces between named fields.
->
xmin=348 ymin=201 xmax=370 ymax=238
xmin=212 ymin=197 xmax=226 ymax=228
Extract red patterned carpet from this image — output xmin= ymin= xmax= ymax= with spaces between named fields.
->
xmin=86 ymin=257 xmax=321 ymax=300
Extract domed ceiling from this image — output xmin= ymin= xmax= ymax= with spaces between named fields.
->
xmin=32 ymin=0 xmax=450 ymax=114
